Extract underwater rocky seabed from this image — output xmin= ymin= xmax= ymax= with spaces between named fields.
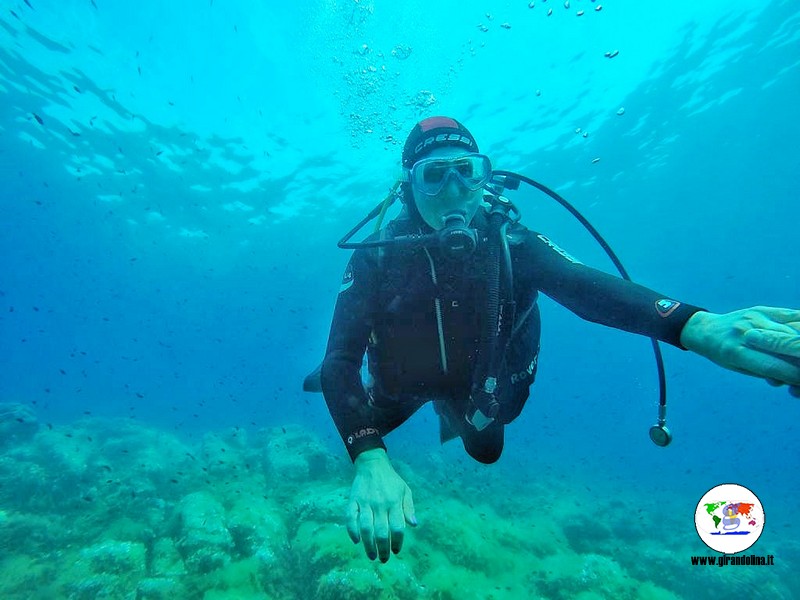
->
xmin=0 ymin=402 xmax=795 ymax=600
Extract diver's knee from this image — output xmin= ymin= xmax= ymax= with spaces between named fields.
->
xmin=463 ymin=436 xmax=504 ymax=464
xmin=462 ymin=421 xmax=505 ymax=464
xmin=468 ymin=446 xmax=503 ymax=464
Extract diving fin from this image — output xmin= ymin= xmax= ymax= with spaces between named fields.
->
xmin=303 ymin=362 xmax=323 ymax=393
xmin=435 ymin=400 xmax=462 ymax=444
xmin=439 ymin=414 xmax=460 ymax=444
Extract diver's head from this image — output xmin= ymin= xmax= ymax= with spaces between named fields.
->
xmin=401 ymin=117 xmax=492 ymax=230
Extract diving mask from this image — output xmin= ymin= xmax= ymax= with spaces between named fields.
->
xmin=407 ymin=153 xmax=492 ymax=197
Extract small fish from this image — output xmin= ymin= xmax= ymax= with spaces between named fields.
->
xmin=33 ymin=113 xmax=43 ymax=125
xmin=73 ymin=85 xmax=82 ymax=93
xmin=91 ymin=0 xmax=97 ymax=8
xmin=23 ymin=0 xmax=34 ymax=10
xmin=10 ymin=9 xmax=20 ymax=20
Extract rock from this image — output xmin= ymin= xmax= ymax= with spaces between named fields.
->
xmin=262 ymin=426 xmax=334 ymax=483
xmin=136 ymin=577 xmax=186 ymax=599
xmin=227 ymin=496 xmax=287 ymax=559
xmin=63 ymin=540 xmax=147 ymax=599
xmin=150 ymin=538 xmax=186 ymax=577
xmin=77 ymin=540 xmax=147 ymax=576
xmin=174 ymin=492 xmax=233 ymax=574
xmin=0 ymin=403 xmax=38 ymax=449
xmin=316 ymin=567 xmax=382 ymax=600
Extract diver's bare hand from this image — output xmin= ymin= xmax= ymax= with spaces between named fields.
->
xmin=681 ymin=307 xmax=800 ymax=397
xmin=347 ymin=448 xmax=417 ymax=562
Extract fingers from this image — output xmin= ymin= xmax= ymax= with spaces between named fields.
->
xmin=742 ymin=329 xmax=800 ymax=387
xmin=358 ymin=505 xmax=378 ymax=561
xmin=403 ymin=485 xmax=417 ymax=527
xmin=388 ymin=505 xmax=405 ymax=556
xmin=744 ymin=329 xmax=800 ymax=359
xmin=374 ymin=514 xmax=391 ymax=563
xmin=349 ymin=497 xmax=415 ymax=561
xmin=763 ymin=378 xmax=800 ymax=399
xmin=746 ymin=351 xmax=800 ymax=386
xmin=346 ymin=500 xmax=361 ymax=544
xmin=753 ymin=307 xmax=800 ymax=327
xmin=348 ymin=500 xmax=390 ymax=561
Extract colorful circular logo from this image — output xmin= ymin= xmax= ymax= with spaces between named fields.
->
xmin=694 ymin=483 xmax=765 ymax=554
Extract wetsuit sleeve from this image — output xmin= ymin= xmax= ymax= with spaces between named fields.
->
xmin=320 ymin=249 xmax=386 ymax=462
xmin=519 ymin=232 xmax=704 ymax=348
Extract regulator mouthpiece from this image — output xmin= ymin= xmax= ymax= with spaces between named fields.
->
xmin=439 ymin=213 xmax=477 ymax=259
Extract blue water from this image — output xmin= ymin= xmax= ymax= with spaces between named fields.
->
xmin=1 ymin=1 xmax=798 ymax=598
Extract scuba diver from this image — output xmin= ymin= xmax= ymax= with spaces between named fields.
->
xmin=304 ymin=116 xmax=800 ymax=563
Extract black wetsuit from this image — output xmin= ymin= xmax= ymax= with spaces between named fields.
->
xmin=321 ymin=210 xmax=702 ymax=463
